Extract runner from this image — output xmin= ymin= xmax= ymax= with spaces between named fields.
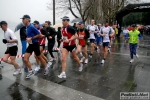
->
xmin=137 ymin=27 xmax=143 ymax=49
xmin=100 ymin=21 xmax=115 ymax=64
xmin=96 ymin=24 xmax=103 ymax=52
xmin=21 ymin=15 xmax=51 ymax=78
xmin=58 ymin=16 xmax=83 ymax=78
xmin=123 ymin=27 xmax=129 ymax=42
xmin=77 ymin=21 xmax=89 ymax=64
xmin=73 ymin=23 xmax=78 ymax=31
xmin=128 ymin=24 xmax=140 ymax=63
xmin=44 ymin=21 xmax=57 ymax=62
xmin=20 ymin=26 xmax=28 ymax=73
xmin=33 ymin=20 xmax=51 ymax=73
xmin=108 ymin=24 xmax=117 ymax=52
xmin=87 ymin=20 xmax=99 ymax=58
xmin=0 ymin=21 xmax=21 ymax=75
xmin=57 ymin=27 xmax=62 ymax=48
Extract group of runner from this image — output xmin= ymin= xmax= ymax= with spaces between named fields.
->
xmin=0 ymin=15 xmax=141 ymax=79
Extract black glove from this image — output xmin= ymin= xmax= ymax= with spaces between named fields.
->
xmin=2 ymin=39 xmax=8 ymax=44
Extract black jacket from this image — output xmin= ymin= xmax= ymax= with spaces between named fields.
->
xmin=46 ymin=27 xmax=57 ymax=42
xmin=20 ymin=26 xmax=27 ymax=40
xmin=40 ymin=28 xmax=47 ymax=35
xmin=57 ymin=30 xmax=62 ymax=40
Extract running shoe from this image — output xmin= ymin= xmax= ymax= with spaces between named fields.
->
xmin=13 ymin=67 xmax=22 ymax=76
xmin=43 ymin=68 xmax=49 ymax=76
xmin=135 ymin=54 xmax=139 ymax=59
xmin=80 ymin=57 xmax=85 ymax=62
xmin=34 ymin=66 xmax=40 ymax=72
xmin=79 ymin=63 xmax=83 ymax=72
xmin=84 ymin=58 xmax=88 ymax=64
xmin=44 ymin=62 xmax=52 ymax=76
xmin=58 ymin=72 xmax=66 ymax=78
xmin=130 ymin=59 xmax=134 ymax=63
xmin=26 ymin=70 xmax=34 ymax=79
xmin=89 ymin=54 xmax=92 ymax=58
xmin=47 ymin=62 xmax=52 ymax=68
xmin=101 ymin=59 xmax=105 ymax=64
xmin=49 ymin=58 xmax=56 ymax=62
xmin=108 ymin=48 xmax=111 ymax=53
xmin=95 ymin=47 xmax=98 ymax=51
xmin=34 ymin=66 xmax=40 ymax=74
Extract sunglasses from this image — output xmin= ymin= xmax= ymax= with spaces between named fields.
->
xmin=62 ymin=19 xmax=69 ymax=22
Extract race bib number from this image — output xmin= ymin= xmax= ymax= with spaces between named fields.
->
xmin=104 ymin=32 xmax=108 ymax=34
xmin=62 ymin=36 xmax=67 ymax=41
xmin=79 ymin=34 xmax=84 ymax=39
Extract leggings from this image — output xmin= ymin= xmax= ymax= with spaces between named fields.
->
xmin=57 ymin=39 xmax=61 ymax=48
xmin=48 ymin=41 xmax=55 ymax=58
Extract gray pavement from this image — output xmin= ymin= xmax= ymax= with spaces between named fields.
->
xmin=0 ymin=35 xmax=150 ymax=100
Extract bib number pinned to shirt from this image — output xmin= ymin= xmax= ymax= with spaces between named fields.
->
xmin=62 ymin=36 xmax=67 ymax=41
xmin=79 ymin=34 xmax=84 ymax=39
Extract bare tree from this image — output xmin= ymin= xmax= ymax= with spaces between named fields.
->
xmin=47 ymin=0 xmax=96 ymax=22
xmin=86 ymin=0 xmax=104 ymax=24
xmin=47 ymin=0 xmax=141 ymax=24
xmin=86 ymin=0 xmax=141 ymax=25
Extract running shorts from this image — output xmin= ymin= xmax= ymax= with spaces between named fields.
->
xmin=5 ymin=46 xmax=18 ymax=56
xmin=26 ymin=42 xmax=41 ymax=56
xmin=63 ymin=45 xmax=76 ymax=52
xmin=103 ymin=42 xmax=109 ymax=47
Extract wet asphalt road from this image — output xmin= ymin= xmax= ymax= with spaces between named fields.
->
xmin=0 ymin=35 xmax=150 ymax=100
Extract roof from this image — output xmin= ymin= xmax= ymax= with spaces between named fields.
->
xmin=116 ymin=3 xmax=150 ymax=20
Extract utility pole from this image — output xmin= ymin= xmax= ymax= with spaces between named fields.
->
xmin=53 ymin=0 xmax=55 ymax=25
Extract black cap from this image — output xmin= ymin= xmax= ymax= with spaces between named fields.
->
xmin=0 ymin=21 xmax=7 ymax=26
xmin=131 ymin=24 xmax=136 ymax=27
xmin=20 ymin=15 xmax=31 ymax=19
xmin=61 ymin=16 xmax=70 ymax=20
xmin=33 ymin=20 xmax=39 ymax=25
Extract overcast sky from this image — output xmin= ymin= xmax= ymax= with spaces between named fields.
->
xmin=0 ymin=0 xmax=74 ymax=24
xmin=0 ymin=0 xmax=148 ymax=25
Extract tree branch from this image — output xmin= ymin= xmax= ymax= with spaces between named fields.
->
xmin=68 ymin=0 xmax=79 ymax=18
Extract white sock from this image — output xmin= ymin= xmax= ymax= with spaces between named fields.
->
xmin=29 ymin=70 xmax=32 ymax=72
xmin=62 ymin=72 xmax=66 ymax=74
